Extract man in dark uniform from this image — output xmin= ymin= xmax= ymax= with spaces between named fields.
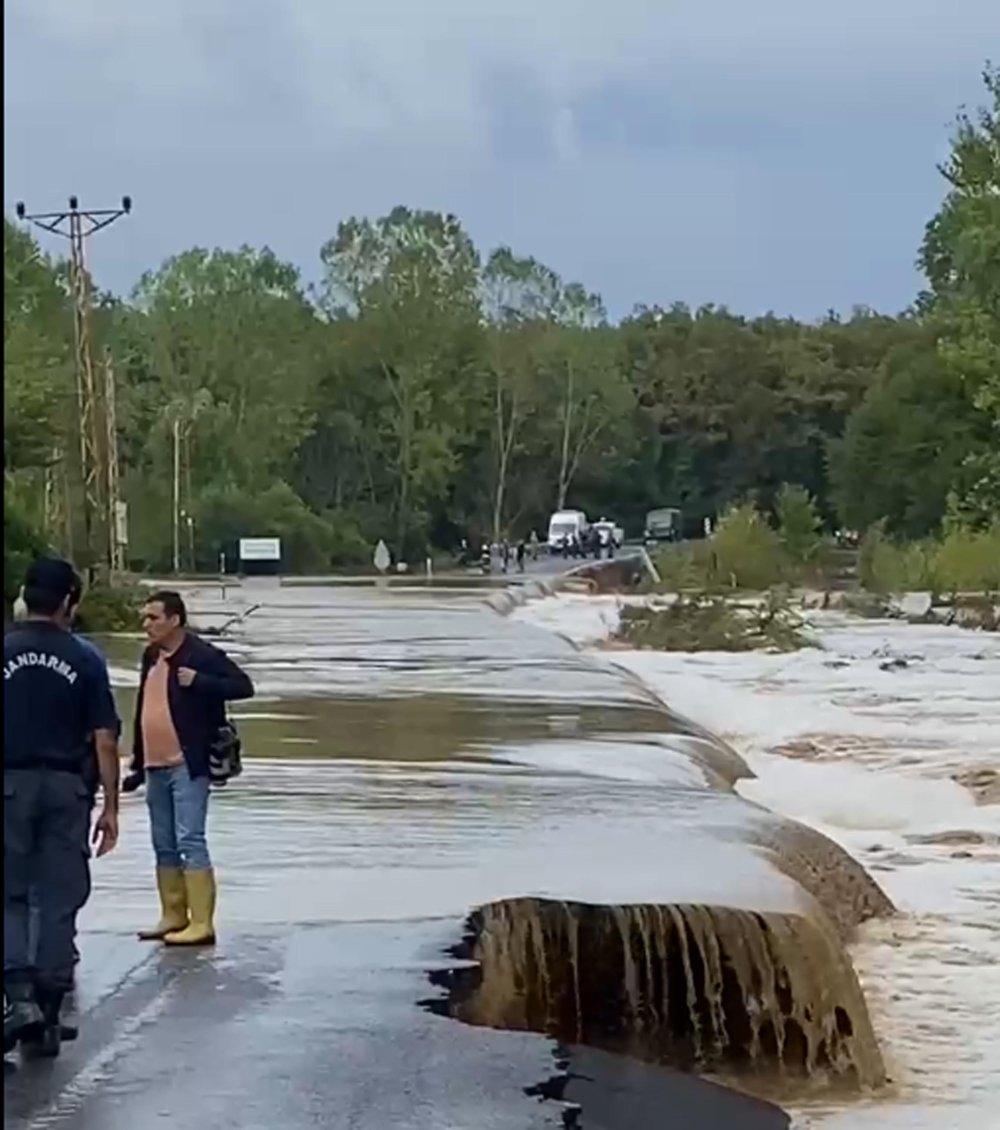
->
xmin=13 ymin=590 xmax=116 ymax=975
xmin=4 ymin=558 xmax=120 ymax=1058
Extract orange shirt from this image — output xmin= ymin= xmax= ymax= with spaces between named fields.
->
xmin=141 ymin=651 xmax=184 ymax=768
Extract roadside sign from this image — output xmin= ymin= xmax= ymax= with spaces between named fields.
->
xmin=373 ymin=540 xmax=391 ymax=574
xmin=239 ymin=537 xmax=281 ymax=562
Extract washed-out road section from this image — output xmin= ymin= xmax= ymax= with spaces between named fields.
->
xmin=5 ymin=581 xmax=854 ymax=1128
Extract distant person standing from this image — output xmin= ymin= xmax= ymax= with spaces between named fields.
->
xmin=528 ymin=530 xmax=539 ymax=561
xmin=4 ymin=558 xmax=120 ymax=1058
xmin=515 ymin=541 xmax=526 ymax=573
xmin=129 ymin=591 xmax=254 ymax=947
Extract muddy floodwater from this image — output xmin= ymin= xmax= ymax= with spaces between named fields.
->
xmin=10 ymin=581 xmax=902 ymax=1128
xmin=518 ymin=593 xmax=1000 ymax=1129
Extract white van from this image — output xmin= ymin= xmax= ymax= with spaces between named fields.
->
xmin=547 ymin=509 xmax=588 ymax=551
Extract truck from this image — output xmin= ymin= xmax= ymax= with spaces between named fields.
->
xmin=643 ymin=507 xmax=682 ymax=544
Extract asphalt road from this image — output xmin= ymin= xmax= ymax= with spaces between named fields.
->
xmin=5 ymin=579 xmax=790 ymax=1130
xmin=5 ymin=926 xmax=788 ymax=1130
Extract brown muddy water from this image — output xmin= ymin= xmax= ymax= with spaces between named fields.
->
xmin=91 ymin=580 xmax=892 ymax=1112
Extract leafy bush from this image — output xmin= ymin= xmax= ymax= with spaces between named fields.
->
xmin=934 ymin=521 xmax=1000 ymax=592
xmin=711 ymin=502 xmax=790 ymax=589
xmin=858 ymin=525 xmax=939 ymax=593
xmin=4 ymin=496 xmax=49 ymax=614
xmin=75 ymin=582 xmax=148 ymax=633
xmin=650 ymin=496 xmax=829 ymax=592
xmin=775 ymin=484 xmax=825 ymax=565
xmin=319 ymin=508 xmax=372 ymax=568
xmin=649 ymin=541 xmax=717 ymax=592
xmin=860 ymin=519 xmax=1000 ymax=594
xmin=195 ymin=482 xmax=340 ymax=574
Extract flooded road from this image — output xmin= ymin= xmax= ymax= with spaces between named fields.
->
xmin=6 ymin=582 xmax=890 ymax=1127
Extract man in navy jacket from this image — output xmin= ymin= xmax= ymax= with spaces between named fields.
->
xmin=4 ymin=558 xmax=120 ymax=1056
xmin=127 ymin=590 xmax=253 ymax=946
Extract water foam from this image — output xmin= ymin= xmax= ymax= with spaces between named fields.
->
xmin=515 ymin=596 xmax=1000 ymax=1127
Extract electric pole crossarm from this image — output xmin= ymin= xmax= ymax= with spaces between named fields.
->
xmin=14 ymin=194 xmax=132 ymax=578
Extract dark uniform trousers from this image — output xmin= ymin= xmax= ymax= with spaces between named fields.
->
xmin=4 ymin=769 xmax=92 ymax=994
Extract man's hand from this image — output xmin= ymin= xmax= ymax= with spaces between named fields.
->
xmin=176 ymin=667 xmax=198 ymax=687
xmin=92 ymin=807 xmax=119 ymax=858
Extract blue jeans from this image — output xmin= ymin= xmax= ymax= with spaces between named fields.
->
xmin=146 ymin=763 xmax=211 ymax=871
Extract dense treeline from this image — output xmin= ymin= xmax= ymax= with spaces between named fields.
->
xmin=4 ymin=70 xmax=998 ymax=581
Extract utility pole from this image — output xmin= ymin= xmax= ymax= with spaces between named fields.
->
xmin=43 ymin=444 xmax=71 ymax=556
xmin=103 ymin=348 xmax=126 ymax=575
xmin=15 ymin=195 xmax=131 ymax=577
xmin=172 ymin=415 xmax=181 ymax=575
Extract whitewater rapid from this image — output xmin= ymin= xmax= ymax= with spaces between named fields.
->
xmin=514 ymin=595 xmax=1000 ymax=1130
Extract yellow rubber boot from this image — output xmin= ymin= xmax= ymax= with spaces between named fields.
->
xmin=164 ymin=870 xmax=217 ymax=946
xmin=137 ymin=868 xmax=188 ymax=941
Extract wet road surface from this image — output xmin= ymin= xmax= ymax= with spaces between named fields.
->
xmin=6 ymin=926 xmax=790 ymax=1130
xmin=6 ymin=582 xmax=793 ymax=1128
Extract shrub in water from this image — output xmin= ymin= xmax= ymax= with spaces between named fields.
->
xmin=711 ymin=503 xmax=789 ymax=590
xmin=615 ymin=591 xmax=812 ymax=653
xmin=934 ymin=521 xmax=1000 ymax=593
xmin=775 ymin=484 xmax=825 ymax=566
xmin=859 ymin=523 xmax=939 ymax=594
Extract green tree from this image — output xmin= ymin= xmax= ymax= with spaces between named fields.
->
xmin=829 ymin=340 xmax=987 ymax=538
xmin=3 ymin=220 xmax=73 ymax=472
xmin=119 ymin=247 xmax=322 ymax=567
xmin=129 ymin=246 xmax=321 ymax=488
xmin=920 ymin=66 xmax=1000 ymax=523
xmin=479 ymin=249 xmax=554 ymax=541
xmin=318 ymin=208 xmax=484 ymax=556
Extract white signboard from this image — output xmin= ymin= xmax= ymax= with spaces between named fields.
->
xmin=373 ymin=539 xmax=391 ymax=574
xmin=239 ymin=537 xmax=282 ymax=562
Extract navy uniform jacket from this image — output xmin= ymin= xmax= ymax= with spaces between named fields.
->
xmin=4 ymin=621 xmax=119 ymax=775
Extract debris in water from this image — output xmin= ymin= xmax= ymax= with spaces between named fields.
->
xmin=952 ymin=766 xmax=1000 ymax=805
xmin=614 ymin=595 xmax=814 ymax=654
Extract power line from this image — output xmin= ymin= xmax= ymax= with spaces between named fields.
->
xmin=15 ymin=195 xmax=132 ymax=577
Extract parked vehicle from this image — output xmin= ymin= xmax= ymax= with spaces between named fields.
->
xmin=592 ymin=518 xmax=624 ymax=549
xmin=644 ymin=507 xmax=682 ymax=544
xmin=547 ymin=509 xmax=589 ymax=553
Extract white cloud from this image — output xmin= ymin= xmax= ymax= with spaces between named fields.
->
xmin=5 ymin=0 xmax=998 ymax=316
xmin=12 ymin=0 xmax=993 ymax=140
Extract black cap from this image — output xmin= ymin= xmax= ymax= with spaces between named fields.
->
xmin=23 ymin=557 xmax=82 ymax=603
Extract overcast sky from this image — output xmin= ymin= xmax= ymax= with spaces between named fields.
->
xmin=5 ymin=1 xmax=998 ymax=320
